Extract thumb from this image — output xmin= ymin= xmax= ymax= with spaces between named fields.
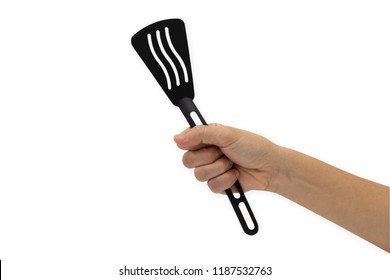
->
xmin=174 ymin=124 xmax=239 ymax=150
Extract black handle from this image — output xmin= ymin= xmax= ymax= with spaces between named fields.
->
xmin=178 ymin=98 xmax=259 ymax=235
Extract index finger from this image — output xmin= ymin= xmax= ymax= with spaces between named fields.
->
xmin=174 ymin=124 xmax=238 ymax=151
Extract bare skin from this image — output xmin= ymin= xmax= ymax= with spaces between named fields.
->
xmin=174 ymin=124 xmax=390 ymax=252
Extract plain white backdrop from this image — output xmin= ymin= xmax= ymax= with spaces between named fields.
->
xmin=1 ymin=0 xmax=389 ymax=279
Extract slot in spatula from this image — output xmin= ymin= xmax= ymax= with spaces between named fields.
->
xmin=131 ymin=18 xmax=258 ymax=235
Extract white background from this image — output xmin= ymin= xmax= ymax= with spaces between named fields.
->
xmin=0 ymin=0 xmax=389 ymax=279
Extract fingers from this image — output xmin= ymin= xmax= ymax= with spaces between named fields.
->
xmin=174 ymin=124 xmax=238 ymax=150
xmin=174 ymin=124 xmax=244 ymax=194
xmin=182 ymin=146 xmax=223 ymax=168
xmin=207 ymin=169 xmax=239 ymax=194
xmin=182 ymin=146 xmax=239 ymax=193
xmin=192 ymin=155 xmax=239 ymax=193
xmin=193 ymin=156 xmax=233 ymax=182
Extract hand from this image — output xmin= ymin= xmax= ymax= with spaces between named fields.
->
xmin=174 ymin=124 xmax=283 ymax=193
xmin=174 ymin=124 xmax=390 ymax=252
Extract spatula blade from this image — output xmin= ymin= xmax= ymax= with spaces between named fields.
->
xmin=131 ymin=18 xmax=194 ymax=106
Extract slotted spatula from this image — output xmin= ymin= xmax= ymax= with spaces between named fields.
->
xmin=131 ymin=18 xmax=258 ymax=235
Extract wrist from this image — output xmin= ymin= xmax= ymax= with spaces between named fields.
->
xmin=264 ymin=145 xmax=292 ymax=194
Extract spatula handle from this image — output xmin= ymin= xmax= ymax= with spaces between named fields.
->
xmin=178 ymin=98 xmax=259 ymax=235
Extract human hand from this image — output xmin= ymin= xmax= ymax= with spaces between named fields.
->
xmin=174 ymin=124 xmax=390 ymax=252
xmin=174 ymin=124 xmax=283 ymax=193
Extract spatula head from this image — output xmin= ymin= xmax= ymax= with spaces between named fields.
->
xmin=131 ymin=19 xmax=194 ymax=106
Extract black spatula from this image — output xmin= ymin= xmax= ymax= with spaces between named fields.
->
xmin=131 ymin=18 xmax=258 ymax=235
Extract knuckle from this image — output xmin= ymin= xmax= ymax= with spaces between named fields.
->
xmin=207 ymin=171 xmax=236 ymax=194
xmin=221 ymin=157 xmax=233 ymax=170
xmin=207 ymin=177 xmax=228 ymax=194
xmin=207 ymin=180 xmax=222 ymax=194
xmin=194 ymin=168 xmax=206 ymax=182
xmin=182 ymin=153 xmax=192 ymax=168
xmin=207 ymin=146 xmax=221 ymax=160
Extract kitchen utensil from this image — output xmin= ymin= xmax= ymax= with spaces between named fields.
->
xmin=131 ymin=18 xmax=258 ymax=235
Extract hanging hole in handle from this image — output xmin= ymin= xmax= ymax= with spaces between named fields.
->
xmin=238 ymin=202 xmax=255 ymax=230
xmin=190 ymin=111 xmax=203 ymax=126
xmin=230 ymin=184 xmax=241 ymax=199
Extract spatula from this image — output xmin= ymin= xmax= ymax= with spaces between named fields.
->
xmin=131 ymin=18 xmax=258 ymax=235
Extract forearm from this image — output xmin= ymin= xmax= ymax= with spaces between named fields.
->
xmin=271 ymin=147 xmax=390 ymax=252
